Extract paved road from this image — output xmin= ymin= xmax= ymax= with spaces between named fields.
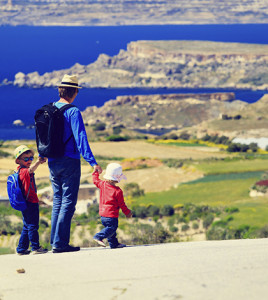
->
xmin=1 ymin=239 xmax=268 ymax=300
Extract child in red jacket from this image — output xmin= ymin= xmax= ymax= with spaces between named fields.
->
xmin=92 ymin=163 xmax=132 ymax=248
xmin=14 ymin=145 xmax=48 ymax=255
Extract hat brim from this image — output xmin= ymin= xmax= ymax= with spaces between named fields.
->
xmin=103 ymin=174 xmax=127 ymax=183
xmin=58 ymin=84 xmax=82 ymax=89
xmin=15 ymin=149 xmax=34 ymax=164
xmin=103 ymin=174 xmax=116 ymax=181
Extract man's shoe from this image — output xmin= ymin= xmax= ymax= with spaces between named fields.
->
xmin=17 ymin=249 xmax=31 ymax=255
xmin=111 ymin=243 xmax=126 ymax=249
xmin=52 ymin=245 xmax=80 ymax=253
xmin=32 ymin=246 xmax=48 ymax=255
xmin=94 ymin=239 xmax=106 ymax=247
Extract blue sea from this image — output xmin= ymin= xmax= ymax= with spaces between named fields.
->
xmin=0 ymin=24 xmax=268 ymax=140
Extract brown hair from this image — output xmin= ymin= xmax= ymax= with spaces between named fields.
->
xmin=58 ymin=87 xmax=77 ymax=99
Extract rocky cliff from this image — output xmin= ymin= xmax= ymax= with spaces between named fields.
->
xmin=12 ymin=40 xmax=268 ymax=90
xmin=0 ymin=0 xmax=267 ymax=26
xmin=81 ymin=92 xmax=246 ymax=131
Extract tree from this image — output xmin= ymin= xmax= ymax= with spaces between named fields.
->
xmin=248 ymin=143 xmax=258 ymax=152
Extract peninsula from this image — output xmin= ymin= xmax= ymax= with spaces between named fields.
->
xmin=12 ymin=40 xmax=268 ymax=90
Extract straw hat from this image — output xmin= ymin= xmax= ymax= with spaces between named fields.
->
xmin=58 ymin=74 xmax=82 ymax=89
xmin=14 ymin=145 xmax=34 ymax=164
xmin=103 ymin=163 xmax=127 ymax=183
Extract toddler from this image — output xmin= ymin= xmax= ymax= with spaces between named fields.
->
xmin=92 ymin=162 xmax=132 ymax=249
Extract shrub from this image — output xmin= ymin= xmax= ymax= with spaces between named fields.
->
xmin=128 ymin=223 xmax=170 ymax=244
xmin=181 ymin=224 xmax=190 ymax=231
xmin=160 ymin=205 xmax=174 ymax=216
xmin=40 ymin=218 xmax=49 ymax=228
xmin=162 ymin=158 xmax=183 ymax=168
xmin=233 ymin=225 xmax=250 ymax=239
xmin=92 ymin=122 xmax=106 ymax=131
xmin=92 ymin=123 xmax=103 ymax=131
xmin=225 ymin=207 xmax=239 ymax=214
xmin=176 ymin=216 xmax=186 ymax=224
xmin=258 ymin=224 xmax=268 ymax=238
xmin=233 ymin=114 xmax=241 ymax=120
xmin=206 ymin=226 xmax=228 ymax=240
xmin=147 ymin=205 xmax=160 ymax=217
xmin=248 ymin=143 xmax=258 ymax=153
xmin=88 ymin=204 xmax=99 ymax=217
xmin=170 ymin=226 xmax=179 ymax=233
xmin=179 ymin=132 xmax=190 ymax=140
xmin=0 ymin=149 xmax=10 ymax=158
xmin=189 ymin=212 xmax=199 ymax=221
xmin=203 ymin=214 xmax=214 ymax=229
xmin=167 ymin=133 xmax=178 ymax=140
xmin=132 ymin=206 xmax=148 ymax=218
xmin=106 ymin=135 xmax=130 ymax=142
xmin=124 ymin=183 xmax=144 ymax=198
xmin=113 ymin=125 xmax=124 ymax=135
xmin=192 ymin=222 xmax=199 ymax=230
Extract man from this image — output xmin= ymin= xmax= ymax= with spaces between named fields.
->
xmin=48 ymin=74 xmax=102 ymax=253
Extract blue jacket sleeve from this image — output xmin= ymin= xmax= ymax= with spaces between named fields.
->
xmin=69 ymin=109 xmax=97 ymax=166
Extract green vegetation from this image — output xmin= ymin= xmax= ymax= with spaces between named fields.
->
xmin=106 ymin=135 xmax=130 ymax=142
xmin=227 ymin=142 xmax=258 ymax=153
xmin=195 ymin=159 xmax=268 ymax=175
xmin=0 ymin=140 xmax=11 ymax=157
xmin=0 ymin=247 xmax=13 ymax=255
xmin=124 ymin=182 xmax=145 ymax=198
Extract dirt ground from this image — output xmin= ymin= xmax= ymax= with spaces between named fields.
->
xmin=90 ymin=140 xmax=227 ymax=160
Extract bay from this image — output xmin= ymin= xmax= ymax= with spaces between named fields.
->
xmin=0 ymin=24 xmax=268 ymax=140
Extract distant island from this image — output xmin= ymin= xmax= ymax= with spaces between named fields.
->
xmin=81 ymin=93 xmax=268 ymax=140
xmin=0 ymin=0 xmax=267 ymax=26
xmin=10 ymin=40 xmax=268 ymax=91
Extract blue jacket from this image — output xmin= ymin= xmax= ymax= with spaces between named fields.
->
xmin=51 ymin=102 xmax=97 ymax=166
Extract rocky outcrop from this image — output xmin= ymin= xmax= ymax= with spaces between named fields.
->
xmin=81 ymin=92 xmax=246 ymax=131
xmin=11 ymin=41 xmax=268 ymax=90
xmin=0 ymin=0 xmax=267 ymax=26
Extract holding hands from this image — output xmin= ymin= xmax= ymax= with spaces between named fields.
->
xmin=38 ymin=156 xmax=47 ymax=164
xmin=94 ymin=164 xmax=103 ymax=174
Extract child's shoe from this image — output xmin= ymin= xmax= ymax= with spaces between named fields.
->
xmin=17 ymin=249 xmax=31 ymax=255
xmin=32 ymin=246 xmax=48 ymax=255
xmin=94 ymin=239 xmax=106 ymax=247
xmin=111 ymin=243 xmax=126 ymax=249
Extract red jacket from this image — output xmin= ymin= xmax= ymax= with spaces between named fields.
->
xmin=18 ymin=167 xmax=39 ymax=203
xmin=92 ymin=171 xmax=131 ymax=218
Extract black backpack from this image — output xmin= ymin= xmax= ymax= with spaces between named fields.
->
xmin=34 ymin=103 xmax=75 ymax=158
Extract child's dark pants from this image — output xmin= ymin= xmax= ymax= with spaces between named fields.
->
xmin=17 ymin=202 xmax=40 ymax=253
xmin=94 ymin=216 xmax=119 ymax=248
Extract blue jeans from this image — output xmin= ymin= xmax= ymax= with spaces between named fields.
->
xmin=48 ymin=157 xmax=81 ymax=249
xmin=17 ymin=202 xmax=40 ymax=252
xmin=94 ymin=217 xmax=119 ymax=248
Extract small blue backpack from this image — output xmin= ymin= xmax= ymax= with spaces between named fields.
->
xmin=7 ymin=169 xmax=30 ymax=212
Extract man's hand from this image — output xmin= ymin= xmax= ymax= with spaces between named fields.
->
xmin=94 ymin=164 xmax=103 ymax=174
xmin=38 ymin=157 xmax=47 ymax=164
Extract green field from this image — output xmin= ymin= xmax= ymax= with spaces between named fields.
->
xmin=132 ymin=174 xmax=268 ymax=229
xmin=195 ymin=159 xmax=268 ymax=175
